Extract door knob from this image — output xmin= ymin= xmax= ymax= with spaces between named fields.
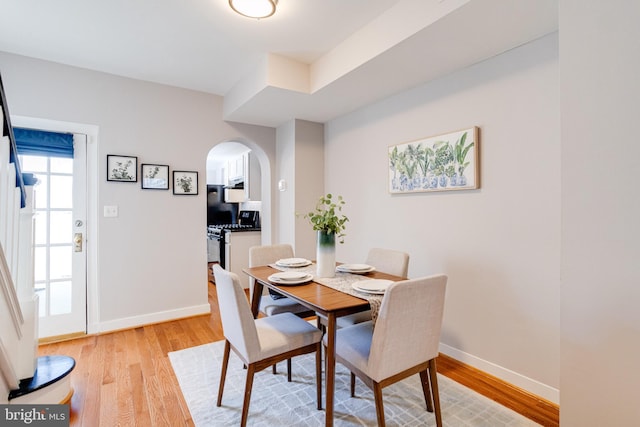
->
xmin=74 ymin=233 xmax=83 ymax=252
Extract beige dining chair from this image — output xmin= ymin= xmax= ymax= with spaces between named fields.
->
xmin=213 ymin=265 xmax=323 ymax=427
xmin=330 ymin=274 xmax=447 ymax=427
xmin=249 ymin=244 xmax=317 ymax=378
xmin=249 ymin=244 xmax=316 ymax=318
xmin=336 ymin=247 xmax=410 ymax=328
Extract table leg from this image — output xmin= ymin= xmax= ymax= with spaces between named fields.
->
xmin=250 ymin=279 xmax=263 ymax=318
xmin=325 ymin=313 xmax=336 ymax=427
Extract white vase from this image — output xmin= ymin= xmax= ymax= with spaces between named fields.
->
xmin=316 ymin=230 xmax=336 ymax=278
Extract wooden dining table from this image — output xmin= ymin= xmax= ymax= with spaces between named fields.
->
xmin=243 ymin=264 xmax=404 ymax=427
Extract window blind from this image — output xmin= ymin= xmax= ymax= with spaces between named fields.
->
xmin=13 ymin=127 xmax=74 ymax=158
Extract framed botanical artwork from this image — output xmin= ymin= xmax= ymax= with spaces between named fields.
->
xmin=107 ymin=155 xmax=138 ymax=182
xmin=141 ymin=164 xmax=169 ymax=190
xmin=173 ymin=171 xmax=198 ymax=195
xmin=388 ymin=126 xmax=479 ymax=193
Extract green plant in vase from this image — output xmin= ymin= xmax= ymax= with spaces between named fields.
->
xmin=304 ymin=194 xmax=348 ymax=277
xmin=304 ymin=193 xmax=348 ymax=243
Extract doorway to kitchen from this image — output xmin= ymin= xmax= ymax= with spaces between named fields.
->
xmin=206 ymin=141 xmax=264 ymax=289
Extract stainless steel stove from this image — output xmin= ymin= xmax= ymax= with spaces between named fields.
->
xmin=207 ymin=211 xmax=260 ymax=268
xmin=208 ymin=223 xmax=257 ymax=236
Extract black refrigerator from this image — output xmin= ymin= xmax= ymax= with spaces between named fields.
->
xmin=207 ymin=185 xmax=238 ymax=225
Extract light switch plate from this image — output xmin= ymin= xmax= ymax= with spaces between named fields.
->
xmin=104 ymin=205 xmax=118 ymax=217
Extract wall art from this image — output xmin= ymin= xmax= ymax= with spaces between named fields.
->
xmin=173 ymin=171 xmax=198 ymax=195
xmin=107 ymin=155 xmax=138 ymax=182
xmin=141 ymin=164 xmax=169 ymax=190
xmin=388 ymin=127 xmax=479 ymax=193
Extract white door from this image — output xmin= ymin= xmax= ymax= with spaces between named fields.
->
xmin=19 ymin=134 xmax=87 ymax=339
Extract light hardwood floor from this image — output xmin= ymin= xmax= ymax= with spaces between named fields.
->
xmin=37 ymin=267 xmax=558 ymax=426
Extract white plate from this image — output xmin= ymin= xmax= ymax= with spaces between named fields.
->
xmin=270 ymin=271 xmax=309 ymax=281
xmin=275 ymin=258 xmax=312 ymax=267
xmin=337 ymin=263 xmax=375 ymax=274
xmin=268 ymin=272 xmax=314 ymax=285
xmin=351 ymin=279 xmax=394 ymax=294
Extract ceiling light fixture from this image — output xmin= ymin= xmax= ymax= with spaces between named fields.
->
xmin=229 ymin=0 xmax=277 ymax=19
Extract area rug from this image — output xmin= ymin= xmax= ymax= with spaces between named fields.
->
xmin=169 ymin=341 xmax=539 ymax=426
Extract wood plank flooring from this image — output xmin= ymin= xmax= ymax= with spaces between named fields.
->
xmin=37 ymin=267 xmax=558 ymax=426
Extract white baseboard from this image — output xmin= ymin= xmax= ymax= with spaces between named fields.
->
xmin=439 ymin=343 xmax=559 ymax=405
xmin=96 ymin=304 xmax=211 ymax=334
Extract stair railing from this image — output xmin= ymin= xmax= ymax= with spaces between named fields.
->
xmin=1 ymin=72 xmax=37 ymax=402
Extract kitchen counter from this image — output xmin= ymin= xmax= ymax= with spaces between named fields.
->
xmin=224 ymin=230 xmax=261 ymax=289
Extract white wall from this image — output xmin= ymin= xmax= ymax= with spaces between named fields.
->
xmin=276 ymin=120 xmax=296 ymax=246
xmin=0 ymin=51 xmax=276 ymax=332
xmin=275 ymin=119 xmax=324 ymax=258
xmin=293 ymin=120 xmax=325 ymax=260
xmin=560 ymin=1 xmax=640 ymax=425
xmin=325 ymin=34 xmax=560 ymax=401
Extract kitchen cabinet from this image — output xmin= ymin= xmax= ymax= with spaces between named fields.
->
xmin=225 ymin=151 xmax=261 ymax=201
xmin=227 ymin=153 xmax=245 ymax=183
xmin=224 ymin=230 xmax=261 ymax=289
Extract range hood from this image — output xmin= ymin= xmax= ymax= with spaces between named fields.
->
xmin=224 ymin=188 xmax=246 ymax=203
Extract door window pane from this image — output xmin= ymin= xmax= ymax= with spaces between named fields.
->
xmin=49 ymin=246 xmax=72 ymax=280
xmin=19 ymin=155 xmax=47 ymax=173
xmin=50 ymin=157 xmax=73 ymax=174
xmin=49 ymin=282 xmax=72 ymax=315
xmin=50 ymin=211 xmax=72 ymax=244
xmin=50 ymin=175 xmax=73 ymax=208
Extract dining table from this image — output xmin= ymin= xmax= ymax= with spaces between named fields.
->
xmin=243 ymin=262 xmax=406 ymax=427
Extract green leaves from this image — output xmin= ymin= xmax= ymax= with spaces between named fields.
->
xmin=304 ymin=193 xmax=349 ymax=243
xmin=454 ymin=132 xmax=474 ymax=175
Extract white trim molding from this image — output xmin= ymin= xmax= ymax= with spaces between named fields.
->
xmin=97 ymin=304 xmax=211 ymax=334
xmin=440 ymin=343 xmax=559 ymax=404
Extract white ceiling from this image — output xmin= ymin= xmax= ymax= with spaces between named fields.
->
xmin=0 ymin=0 xmax=558 ymax=128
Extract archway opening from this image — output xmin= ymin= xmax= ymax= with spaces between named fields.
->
xmin=205 ymin=140 xmax=271 ymax=289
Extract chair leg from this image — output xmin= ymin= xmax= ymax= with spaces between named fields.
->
xmin=217 ymin=340 xmax=231 ymax=407
xmin=315 ymin=343 xmax=322 ymax=410
xmin=350 ymin=372 xmax=356 ymax=397
xmin=287 ymin=358 xmax=292 ymax=382
xmin=241 ymin=364 xmax=256 ymax=427
xmin=372 ymin=381 xmax=386 ymax=427
xmin=419 ymin=369 xmax=434 ymax=412
xmin=272 ymin=363 xmax=277 ymax=374
xmin=428 ymin=359 xmax=443 ymax=427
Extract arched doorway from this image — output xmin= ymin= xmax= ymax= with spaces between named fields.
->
xmin=205 ymin=140 xmax=271 ymax=289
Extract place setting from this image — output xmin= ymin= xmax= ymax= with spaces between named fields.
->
xmin=274 ymin=257 xmax=312 ymax=268
xmin=267 ymin=270 xmax=314 ymax=285
xmin=336 ymin=263 xmax=376 ymax=274
xmin=351 ymin=279 xmax=394 ymax=295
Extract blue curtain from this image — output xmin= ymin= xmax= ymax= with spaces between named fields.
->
xmin=13 ymin=127 xmax=74 ymax=158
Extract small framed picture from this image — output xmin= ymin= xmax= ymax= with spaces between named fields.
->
xmin=141 ymin=164 xmax=169 ymax=190
xmin=107 ymin=155 xmax=138 ymax=182
xmin=173 ymin=171 xmax=198 ymax=195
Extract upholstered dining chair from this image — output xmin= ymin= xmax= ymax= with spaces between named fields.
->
xmin=330 ymin=274 xmax=447 ymax=427
xmin=213 ymin=265 xmax=323 ymax=427
xmin=336 ymin=247 xmax=410 ymax=328
xmin=249 ymin=244 xmax=316 ymax=318
xmin=249 ymin=244 xmax=317 ymax=378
